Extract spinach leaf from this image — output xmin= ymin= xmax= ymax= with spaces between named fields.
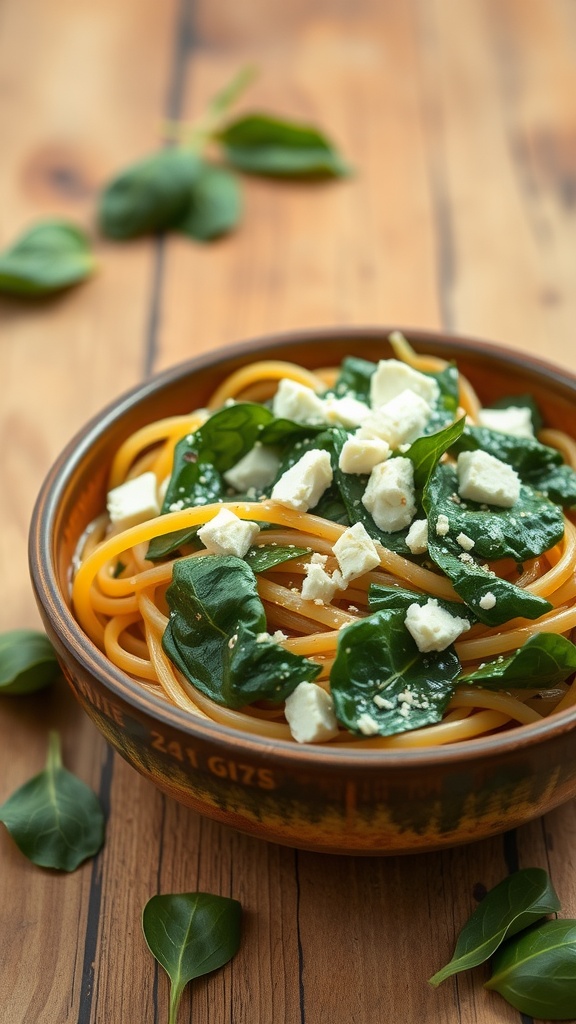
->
xmin=99 ymin=148 xmax=202 ymax=239
xmin=147 ymin=527 xmax=201 ymax=562
xmin=142 ymin=892 xmax=242 ymax=1024
xmin=429 ymin=868 xmax=560 ymax=986
xmin=0 ymin=731 xmax=105 ymax=871
xmin=426 ymin=543 xmax=552 ymax=626
xmin=244 ymin=544 xmax=310 ymax=572
xmin=218 ymin=113 xmax=349 ymax=178
xmin=163 ymin=555 xmax=320 ymax=707
xmin=405 ymin=417 xmax=465 ymax=491
xmin=333 ymin=356 xmax=376 ymax=400
xmin=177 ymin=162 xmax=242 ymax=241
xmin=486 ymin=919 xmax=576 ymax=1019
xmin=0 ymin=629 xmax=60 ymax=695
xmin=451 ymin=426 xmax=576 ymax=507
xmin=330 ymin=609 xmax=460 ymax=736
xmin=368 ymin=583 xmax=475 ymax=625
xmin=426 ymin=463 xmax=565 ymax=563
xmin=459 ymin=633 xmax=576 ymax=690
xmin=0 ymin=221 xmax=95 ymax=296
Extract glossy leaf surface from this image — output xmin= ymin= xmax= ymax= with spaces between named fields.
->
xmin=0 ymin=221 xmax=95 ymax=296
xmin=0 ymin=629 xmax=60 ymax=695
xmin=143 ymin=892 xmax=242 ymax=1024
xmin=486 ymin=919 xmax=576 ymax=1019
xmin=0 ymin=732 xmax=105 ymax=870
xmin=218 ymin=113 xmax=350 ymax=177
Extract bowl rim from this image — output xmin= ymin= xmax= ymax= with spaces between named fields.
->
xmin=29 ymin=324 xmax=576 ymax=771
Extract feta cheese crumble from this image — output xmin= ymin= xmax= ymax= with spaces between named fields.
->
xmin=332 ymin=522 xmax=381 ymax=582
xmin=359 ymin=389 xmax=432 ymax=448
xmin=404 ymin=598 xmax=470 ymax=652
xmin=271 ymin=449 xmax=333 ymax=512
xmin=197 ymin=508 xmax=260 ymax=557
xmin=479 ymin=592 xmax=497 ymax=610
xmin=284 ymin=682 xmax=339 ymax=743
xmin=457 ymin=450 xmax=521 ymax=508
xmin=338 ymin=435 xmax=390 ymax=475
xmin=477 ymin=406 xmax=534 ymax=439
xmin=301 ymin=563 xmax=339 ymax=604
xmin=405 ymin=518 xmax=429 ymax=555
xmin=107 ymin=472 xmax=160 ymax=530
xmin=362 ymin=457 xmax=416 ymax=533
xmin=369 ymin=358 xmax=440 ymax=409
xmin=223 ymin=444 xmax=280 ymax=492
xmin=271 ymin=379 xmax=326 ymax=423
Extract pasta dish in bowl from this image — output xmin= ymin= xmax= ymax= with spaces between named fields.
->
xmin=29 ymin=327 xmax=576 ymax=854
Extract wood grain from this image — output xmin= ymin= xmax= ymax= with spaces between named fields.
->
xmin=1 ymin=1 xmax=576 ymax=1022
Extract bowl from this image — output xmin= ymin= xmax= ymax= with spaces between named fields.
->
xmin=29 ymin=327 xmax=576 ymax=855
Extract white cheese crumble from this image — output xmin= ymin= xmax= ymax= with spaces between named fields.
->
xmin=322 ymin=395 xmax=371 ymax=428
xmin=404 ymin=598 xmax=471 ymax=652
xmin=356 ymin=712 xmax=381 ymax=736
xmin=271 ymin=449 xmax=333 ymax=512
xmin=362 ymin=456 xmax=416 ymax=533
xmin=271 ymin=379 xmax=326 ymax=423
xmin=338 ymin=435 xmax=390 ymax=475
xmin=301 ymin=563 xmax=339 ymax=604
xmin=457 ymin=450 xmax=521 ymax=508
xmin=197 ymin=508 xmax=260 ymax=557
xmin=284 ymin=682 xmax=339 ymax=743
xmin=479 ymin=592 xmax=497 ymax=610
xmin=106 ymin=472 xmax=161 ymax=530
xmin=332 ymin=522 xmax=381 ymax=582
xmin=359 ymin=389 xmax=432 ymax=448
xmin=477 ymin=406 xmax=534 ymax=439
xmin=223 ymin=445 xmax=280 ymax=492
xmin=405 ymin=518 xmax=428 ymax=555
xmin=369 ymin=358 xmax=440 ymax=409
xmin=456 ymin=532 xmax=475 ymax=551
xmin=435 ymin=514 xmax=450 ymax=537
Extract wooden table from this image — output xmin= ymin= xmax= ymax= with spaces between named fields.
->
xmin=2 ymin=1 xmax=576 ymax=1021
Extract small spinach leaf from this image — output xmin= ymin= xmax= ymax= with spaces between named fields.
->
xmin=163 ymin=555 xmax=320 ymax=707
xmin=0 ymin=629 xmax=60 ymax=695
xmin=177 ymin=162 xmax=242 ymax=241
xmin=218 ymin=113 xmax=350 ymax=178
xmin=459 ymin=634 xmax=576 ymax=690
xmin=330 ymin=609 xmax=460 ymax=736
xmin=0 ymin=731 xmax=105 ymax=871
xmin=0 ymin=221 xmax=95 ymax=296
xmin=406 ymin=417 xmax=465 ymax=491
xmin=332 ymin=356 xmax=376 ymax=400
xmin=147 ymin=527 xmax=201 ymax=562
xmin=244 ymin=544 xmax=310 ymax=572
xmin=429 ymin=868 xmax=560 ymax=986
xmin=485 ymin=918 xmax=576 ymax=1019
xmin=99 ymin=148 xmax=202 ymax=239
xmin=142 ymin=892 xmax=242 ymax=1024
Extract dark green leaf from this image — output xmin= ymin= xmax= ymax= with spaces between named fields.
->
xmin=486 ymin=918 xmax=576 ymax=1019
xmin=406 ymin=417 xmax=465 ymax=491
xmin=99 ymin=148 xmax=201 ymax=239
xmin=0 ymin=629 xmax=60 ymax=695
xmin=0 ymin=220 xmax=95 ymax=296
xmin=244 ymin=544 xmax=310 ymax=572
xmin=218 ymin=113 xmax=350 ymax=178
xmin=451 ymin=425 xmax=576 ymax=508
xmin=330 ymin=609 xmax=461 ymax=736
xmin=332 ymin=356 xmax=376 ymax=400
xmin=368 ymin=583 xmax=474 ymax=625
xmin=0 ymin=731 xmax=105 ymax=870
xmin=142 ymin=892 xmax=242 ymax=1024
xmin=177 ymin=163 xmax=242 ymax=241
xmin=147 ymin=527 xmax=200 ymax=562
xmin=459 ymin=633 xmax=576 ymax=690
xmin=429 ymin=868 xmax=560 ymax=986
xmin=163 ymin=555 xmax=320 ymax=707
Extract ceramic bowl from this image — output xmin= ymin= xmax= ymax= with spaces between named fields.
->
xmin=29 ymin=327 xmax=576 ymax=855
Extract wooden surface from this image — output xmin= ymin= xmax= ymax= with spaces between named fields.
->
xmin=2 ymin=1 xmax=576 ymax=1021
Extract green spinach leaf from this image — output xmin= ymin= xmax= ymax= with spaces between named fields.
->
xmin=99 ymin=148 xmax=202 ymax=239
xmin=330 ymin=609 xmax=460 ymax=736
xmin=459 ymin=633 xmax=576 ymax=690
xmin=218 ymin=113 xmax=350 ymax=177
xmin=142 ymin=892 xmax=242 ymax=1024
xmin=485 ymin=918 xmax=576 ymax=1019
xmin=0 ymin=629 xmax=60 ymax=695
xmin=0 ymin=221 xmax=95 ymax=296
xmin=368 ymin=583 xmax=474 ymax=625
xmin=0 ymin=731 xmax=105 ymax=870
xmin=406 ymin=417 xmax=465 ymax=491
xmin=163 ymin=555 xmax=320 ymax=707
xmin=244 ymin=544 xmax=310 ymax=572
xmin=429 ymin=868 xmax=560 ymax=986
xmin=177 ymin=162 xmax=242 ymax=241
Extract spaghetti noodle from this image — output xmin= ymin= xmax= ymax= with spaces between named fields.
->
xmin=71 ymin=337 xmax=576 ymax=748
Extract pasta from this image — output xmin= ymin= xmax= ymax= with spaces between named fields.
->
xmin=71 ymin=336 xmax=576 ymax=748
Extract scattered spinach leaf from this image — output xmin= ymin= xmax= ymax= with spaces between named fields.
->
xmin=368 ymin=583 xmax=474 ymax=625
xmin=218 ymin=113 xmax=350 ymax=178
xmin=485 ymin=919 xmax=576 ymax=1019
xmin=0 ymin=221 xmax=95 ymax=296
xmin=244 ymin=544 xmax=310 ymax=572
xmin=330 ymin=609 xmax=460 ymax=736
xmin=142 ymin=891 xmax=242 ymax=1024
xmin=0 ymin=629 xmax=60 ymax=695
xmin=429 ymin=868 xmax=560 ymax=986
xmin=163 ymin=555 xmax=320 ymax=707
xmin=0 ymin=731 xmax=105 ymax=871
xmin=99 ymin=148 xmax=202 ymax=239
xmin=405 ymin=417 xmax=465 ymax=491
xmin=459 ymin=633 xmax=576 ymax=690
xmin=177 ymin=162 xmax=242 ymax=241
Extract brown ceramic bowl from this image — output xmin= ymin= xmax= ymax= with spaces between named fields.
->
xmin=29 ymin=327 xmax=576 ymax=855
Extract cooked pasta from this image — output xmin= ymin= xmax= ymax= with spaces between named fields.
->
xmin=71 ymin=336 xmax=576 ymax=748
